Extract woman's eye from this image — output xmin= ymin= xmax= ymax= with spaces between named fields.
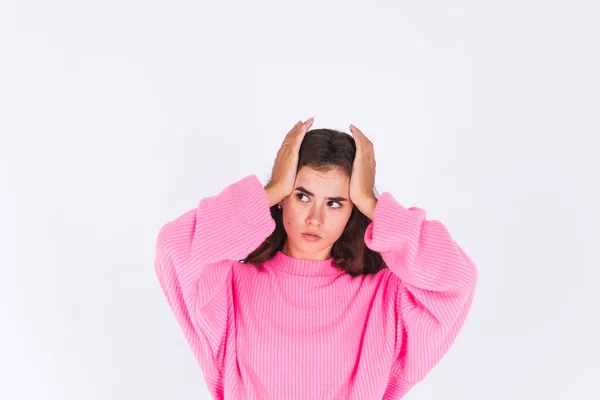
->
xmin=297 ymin=193 xmax=308 ymax=202
xmin=296 ymin=193 xmax=341 ymax=208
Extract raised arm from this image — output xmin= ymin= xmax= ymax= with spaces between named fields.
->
xmin=154 ymin=117 xmax=313 ymax=385
xmin=364 ymin=192 xmax=478 ymax=384
xmin=154 ymin=174 xmax=276 ymax=382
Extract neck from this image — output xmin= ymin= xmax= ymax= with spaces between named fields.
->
xmin=268 ymin=250 xmax=341 ymax=277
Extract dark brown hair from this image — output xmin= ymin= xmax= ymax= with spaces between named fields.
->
xmin=240 ymin=128 xmax=387 ymax=277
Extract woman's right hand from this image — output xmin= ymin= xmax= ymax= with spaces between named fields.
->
xmin=264 ymin=118 xmax=314 ymax=207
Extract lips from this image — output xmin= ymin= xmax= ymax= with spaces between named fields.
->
xmin=302 ymin=232 xmax=322 ymax=238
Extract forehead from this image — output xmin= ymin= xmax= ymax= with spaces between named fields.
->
xmin=295 ymin=166 xmax=349 ymax=188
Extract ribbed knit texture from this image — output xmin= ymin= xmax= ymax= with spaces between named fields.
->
xmin=155 ymin=174 xmax=478 ymax=400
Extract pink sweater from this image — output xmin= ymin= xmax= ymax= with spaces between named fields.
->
xmin=155 ymin=174 xmax=478 ymax=400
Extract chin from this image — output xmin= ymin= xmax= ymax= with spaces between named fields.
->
xmin=297 ymin=237 xmax=330 ymax=251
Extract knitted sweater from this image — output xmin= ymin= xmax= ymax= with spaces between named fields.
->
xmin=155 ymin=174 xmax=478 ymax=399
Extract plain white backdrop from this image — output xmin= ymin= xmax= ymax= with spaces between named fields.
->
xmin=1 ymin=1 xmax=599 ymax=399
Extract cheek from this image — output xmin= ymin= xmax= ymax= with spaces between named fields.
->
xmin=282 ymin=207 xmax=300 ymax=229
xmin=326 ymin=213 xmax=351 ymax=234
xmin=332 ymin=219 xmax=348 ymax=234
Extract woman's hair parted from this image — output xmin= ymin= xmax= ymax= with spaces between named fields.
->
xmin=240 ymin=128 xmax=386 ymax=277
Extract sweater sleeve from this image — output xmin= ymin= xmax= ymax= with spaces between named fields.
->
xmin=363 ymin=192 xmax=478 ymax=384
xmin=154 ymin=174 xmax=276 ymax=381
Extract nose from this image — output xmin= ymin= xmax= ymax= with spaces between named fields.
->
xmin=306 ymin=206 xmax=324 ymax=226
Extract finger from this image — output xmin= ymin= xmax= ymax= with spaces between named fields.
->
xmin=350 ymin=124 xmax=364 ymax=145
xmin=302 ymin=118 xmax=314 ymax=130
xmin=350 ymin=124 xmax=373 ymax=149
xmin=350 ymin=124 xmax=364 ymax=149
xmin=287 ymin=120 xmax=302 ymax=135
xmin=350 ymin=124 xmax=362 ymax=135
xmin=294 ymin=117 xmax=313 ymax=138
xmin=283 ymin=121 xmax=303 ymax=142
xmin=350 ymin=124 xmax=368 ymax=140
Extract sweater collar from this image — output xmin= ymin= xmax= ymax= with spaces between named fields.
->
xmin=267 ymin=250 xmax=344 ymax=277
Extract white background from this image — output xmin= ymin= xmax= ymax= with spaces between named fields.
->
xmin=1 ymin=1 xmax=599 ymax=399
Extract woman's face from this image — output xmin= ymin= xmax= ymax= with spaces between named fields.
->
xmin=280 ymin=166 xmax=354 ymax=260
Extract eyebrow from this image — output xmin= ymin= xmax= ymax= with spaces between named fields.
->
xmin=294 ymin=186 xmax=348 ymax=202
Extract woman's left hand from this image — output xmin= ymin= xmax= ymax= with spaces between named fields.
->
xmin=349 ymin=124 xmax=378 ymax=220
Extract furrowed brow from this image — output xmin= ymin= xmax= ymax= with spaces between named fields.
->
xmin=295 ymin=186 xmax=348 ymax=202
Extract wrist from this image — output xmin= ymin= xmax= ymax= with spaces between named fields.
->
xmin=264 ymin=185 xmax=284 ymax=208
xmin=357 ymin=196 xmax=377 ymax=220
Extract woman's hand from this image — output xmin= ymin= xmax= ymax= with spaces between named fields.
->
xmin=349 ymin=124 xmax=378 ymax=220
xmin=264 ymin=118 xmax=314 ymax=207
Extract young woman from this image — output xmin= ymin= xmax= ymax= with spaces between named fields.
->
xmin=155 ymin=118 xmax=478 ymax=400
